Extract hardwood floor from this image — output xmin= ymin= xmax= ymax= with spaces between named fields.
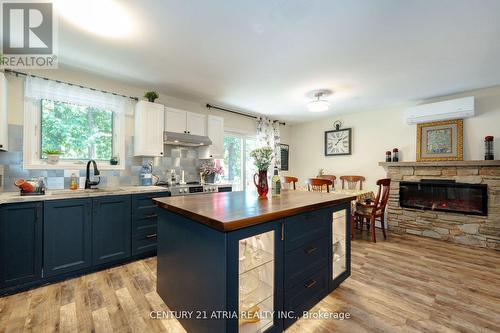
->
xmin=1 ymin=232 xmax=499 ymax=333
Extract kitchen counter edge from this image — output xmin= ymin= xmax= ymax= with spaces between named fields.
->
xmin=0 ymin=186 xmax=170 ymax=205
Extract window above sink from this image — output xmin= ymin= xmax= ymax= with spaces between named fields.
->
xmin=41 ymin=99 xmax=114 ymax=162
xmin=22 ymin=76 xmax=130 ymax=170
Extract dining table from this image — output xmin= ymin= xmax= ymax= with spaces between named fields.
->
xmin=294 ymin=187 xmax=373 ymax=221
xmin=295 ymin=185 xmax=375 ymax=206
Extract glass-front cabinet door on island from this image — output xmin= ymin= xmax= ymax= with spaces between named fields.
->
xmin=227 ymin=221 xmax=283 ymax=333
xmin=330 ymin=204 xmax=351 ymax=290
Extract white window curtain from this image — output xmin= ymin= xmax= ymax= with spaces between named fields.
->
xmin=24 ymin=75 xmax=134 ymax=115
xmin=256 ymin=117 xmax=281 ymax=169
xmin=22 ymin=75 xmax=127 ymax=170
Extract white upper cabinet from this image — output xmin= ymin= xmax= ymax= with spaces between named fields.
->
xmin=165 ymin=107 xmax=206 ymax=135
xmin=0 ymin=73 xmax=8 ymax=151
xmin=134 ymin=101 xmax=164 ymax=156
xmin=186 ymin=112 xmax=206 ymax=136
xmin=165 ymin=107 xmax=187 ymax=133
xmin=198 ymin=115 xmax=224 ymax=159
xmin=207 ymin=115 xmax=224 ymax=158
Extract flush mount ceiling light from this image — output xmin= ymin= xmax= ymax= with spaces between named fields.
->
xmin=307 ymin=90 xmax=332 ymax=112
xmin=55 ymin=0 xmax=134 ymax=38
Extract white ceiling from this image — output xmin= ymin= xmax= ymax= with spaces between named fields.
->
xmin=56 ymin=0 xmax=500 ymax=123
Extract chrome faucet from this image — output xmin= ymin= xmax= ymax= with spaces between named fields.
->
xmin=85 ymin=160 xmax=101 ymax=189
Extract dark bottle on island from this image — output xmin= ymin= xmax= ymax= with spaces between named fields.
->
xmin=485 ymin=136 xmax=494 ymax=160
xmin=392 ymin=148 xmax=399 ymax=162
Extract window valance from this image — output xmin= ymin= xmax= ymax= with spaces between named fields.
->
xmin=24 ymin=75 xmax=134 ymax=115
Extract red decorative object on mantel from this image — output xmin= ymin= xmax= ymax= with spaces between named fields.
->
xmin=254 ymin=170 xmax=269 ymax=199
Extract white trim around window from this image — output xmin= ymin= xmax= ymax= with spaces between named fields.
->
xmin=23 ymin=98 xmax=126 ymax=170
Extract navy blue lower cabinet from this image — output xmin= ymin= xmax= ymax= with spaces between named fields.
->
xmin=1 ymin=192 xmax=171 ymax=295
xmin=131 ymin=191 xmax=171 ymax=256
xmin=157 ymin=210 xmax=228 ymax=333
xmin=157 ymin=210 xmax=283 ymax=333
xmin=132 ymin=229 xmax=158 ymax=255
xmin=92 ymin=195 xmax=131 ymax=265
xmin=131 ymin=191 xmax=171 ymax=222
xmin=43 ymin=199 xmax=92 ymax=277
xmin=282 ymin=207 xmax=333 ymax=329
xmin=157 ymin=204 xmax=353 ymax=333
xmin=0 ymin=202 xmax=42 ymax=288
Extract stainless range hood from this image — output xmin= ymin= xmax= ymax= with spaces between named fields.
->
xmin=163 ymin=131 xmax=212 ymax=147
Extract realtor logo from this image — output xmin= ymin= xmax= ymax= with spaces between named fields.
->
xmin=1 ymin=1 xmax=57 ymax=68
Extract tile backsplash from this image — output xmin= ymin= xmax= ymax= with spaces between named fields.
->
xmin=0 ymin=125 xmax=201 ymax=192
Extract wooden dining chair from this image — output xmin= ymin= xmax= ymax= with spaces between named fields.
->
xmin=305 ymin=178 xmax=333 ymax=193
xmin=319 ymin=175 xmax=336 ymax=189
xmin=281 ymin=176 xmax=298 ymax=190
xmin=351 ymin=178 xmax=391 ymax=242
xmin=340 ymin=175 xmax=365 ymax=190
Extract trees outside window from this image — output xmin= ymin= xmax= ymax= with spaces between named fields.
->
xmin=41 ymin=99 xmax=113 ymax=160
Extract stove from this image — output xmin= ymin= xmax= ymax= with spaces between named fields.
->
xmin=163 ymin=182 xmax=232 ymax=196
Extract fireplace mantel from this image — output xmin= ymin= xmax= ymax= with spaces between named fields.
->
xmin=379 ymin=160 xmax=500 ymax=167
xmin=381 ymin=160 xmax=500 ymax=250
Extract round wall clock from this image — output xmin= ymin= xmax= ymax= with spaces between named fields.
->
xmin=325 ymin=127 xmax=352 ymax=156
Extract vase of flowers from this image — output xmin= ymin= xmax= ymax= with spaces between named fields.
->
xmin=250 ymin=147 xmax=274 ymax=198
xmin=200 ymin=160 xmax=224 ymax=184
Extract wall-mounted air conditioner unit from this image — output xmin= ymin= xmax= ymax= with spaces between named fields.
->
xmin=405 ymin=96 xmax=475 ymax=124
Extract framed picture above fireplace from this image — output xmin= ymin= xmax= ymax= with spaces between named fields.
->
xmin=416 ymin=119 xmax=463 ymax=161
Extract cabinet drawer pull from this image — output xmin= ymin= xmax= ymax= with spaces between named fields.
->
xmin=146 ymin=233 xmax=157 ymax=239
xmin=305 ymin=280 xmax=317 ymax=289
xmin=305 ymin=246 xmax=317 ymax=254
xmin=144 ymin=213 xmax=158 ymax=219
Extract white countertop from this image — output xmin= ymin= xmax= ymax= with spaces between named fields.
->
xmin=0 ymin=186 xmax=170 ymax=205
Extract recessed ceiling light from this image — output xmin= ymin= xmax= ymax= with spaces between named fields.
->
xmin=174 ymin=140 xmax=179 ymax=143
xmin=55 ymin=0 xmax=134 ymax=38
xmin=307 ymin=91 xmax=331 ymax=112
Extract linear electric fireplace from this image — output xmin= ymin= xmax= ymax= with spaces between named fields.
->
xmin=400 ymin=180 xmax=488 ymax=216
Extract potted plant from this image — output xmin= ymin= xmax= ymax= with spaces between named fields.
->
xmin=110 ymin=156 xmax=119 ymax=165
xmin=200 ymin=160 xmax=224 ymax=184
xmin=250 ymin=147 xmax=274 ymax=198
xmin=43 ymin=149 xmax=61 ymax=164
xmin=144 ymin=91 xmax=159 ymax=103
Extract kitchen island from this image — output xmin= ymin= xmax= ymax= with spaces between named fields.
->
xmin=153 ymin=190 xmax=356 ymax=333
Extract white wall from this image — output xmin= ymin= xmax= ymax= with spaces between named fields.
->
xmin=288 ymin=86 xmax=500 ymax=191
xmin=5 ymin=65 xmax=292 ymax=138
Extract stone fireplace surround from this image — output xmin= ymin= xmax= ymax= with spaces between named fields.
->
xmin=380 ymin=160 xmax=500 ymax=250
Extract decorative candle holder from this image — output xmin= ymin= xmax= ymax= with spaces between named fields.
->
xmin=485 ymin=136 xmax=494 ymax=160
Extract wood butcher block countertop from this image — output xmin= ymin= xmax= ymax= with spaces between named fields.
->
xmin=153 ymin=190 xmax=356 ymax=232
